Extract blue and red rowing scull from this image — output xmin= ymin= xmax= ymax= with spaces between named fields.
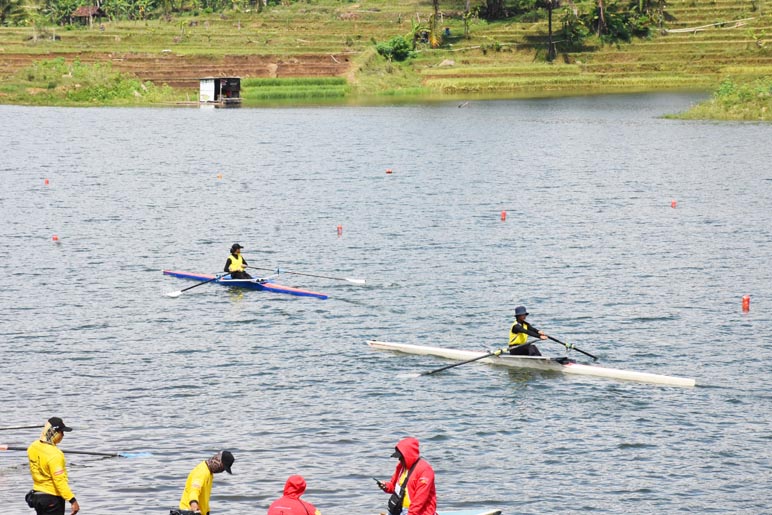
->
xmin=163 ymin=270 xmax=329 ymax=300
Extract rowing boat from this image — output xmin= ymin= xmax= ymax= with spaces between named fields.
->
xmin=367 ymin=340 xmax=696 ymax=387
xmin=163 ymin=270 xmax=328 ymax=300
xmin=372 ymin=510 xmax=500 ymax=515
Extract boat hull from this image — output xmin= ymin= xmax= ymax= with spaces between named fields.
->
xmin=163 ymin=270 xmax=328 ymax=300
xmin=367 ymin=340 xmax=695 ymax=387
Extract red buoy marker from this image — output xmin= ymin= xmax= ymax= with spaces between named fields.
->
xmin=44 ymin=179 xmax=49 ymax=185
xmin=671 ymin=200 xmax=677 ymax=208
xmin=52 ymin=235 xmax=59 ymax=242
xmin=501 ymin=210 xmax=507 ymax=221
xmin=386 ymin=168 xmax=393 ymax=174
xmin=337 ymin=224 xmax=343 ymax=237
xmin=742 ymin=295 xmax=750 ymax=312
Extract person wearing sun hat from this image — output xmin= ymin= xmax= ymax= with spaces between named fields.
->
xmin=223 ymin=243 xmax=252 ymax=279
xmin=178 ymin=450 xmax=234 ymax=515
xmin=26 ymin=417 xmax=80 ymax=515
xmin=508 ymin=305 xmax=548 ymax=356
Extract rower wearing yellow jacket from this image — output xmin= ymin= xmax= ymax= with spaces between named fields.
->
xmin=26 ymin=417 xmax=79 ymax=515
xmin=224 ymin=243 xmax=252 ymax=280
xmin=509 ymin=305 xmax=548 ymax=356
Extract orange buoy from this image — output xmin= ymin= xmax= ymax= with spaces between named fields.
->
xmin=386 ymin=168 xmax=393 ymax=174
xmin=52 ymin=235 xmax=59 ymax=242
xmin=217 ymin=173 xmax=223 ymax=180
xmin=671 ymin=200 xmax=677 ymax=208
xmin=337 ymin=224 xmax=343 ymax=236
xmin=742 ymin=295 xmax=750 ymax=312
xmin=501 ymin=210 xmax=507 ymax=221
xmin=44 ymin=179 xmax=49 ymax=185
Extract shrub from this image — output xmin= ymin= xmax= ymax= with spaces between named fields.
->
xmin=375 ymin=35 xmax=414 ymax=61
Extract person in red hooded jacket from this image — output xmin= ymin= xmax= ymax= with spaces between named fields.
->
xmin=267 ymin=475 xmax=322 ymax=515
xmin=376 ymin=437 xmax=437 ymax=515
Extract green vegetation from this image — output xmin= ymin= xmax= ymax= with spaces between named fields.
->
xmin=668 ymin=77 xmax=772 ymax=121
xmin=241 ymin=77 xmax=349 ymax=102
xmin=0 ymin=57 xmax=180 ymax=105
xmin=0 ymin=0 xmax=769 ymax=116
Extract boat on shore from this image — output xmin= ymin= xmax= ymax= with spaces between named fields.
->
xmin=368 ymin=340 xmax=696 ymax=387
xmin=163 ymin=270 xmax=328 ymax=299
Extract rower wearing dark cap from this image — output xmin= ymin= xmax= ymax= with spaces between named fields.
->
xmin=508 ymin=305 xmax=548 ymax=356
xmin=224 ymin=243 xmax=252 ymax=279
xmin=26 ymin=417 xmax=80 ymax=515
xmin=178 ymin=450 xmax=234 ymax=515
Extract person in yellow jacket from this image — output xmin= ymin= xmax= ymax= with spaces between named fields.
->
xmin=26 ymin=417 xmax=80 ymax=515
xmin=508 ymin=305 xmax=548 ymax=356
xmin=223 ymin=243 xmax=252 ymax=280
xmin=178 ymin=450 xmax=234 ymax=515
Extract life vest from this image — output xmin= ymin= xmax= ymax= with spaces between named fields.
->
xmin=398 ymin=469 xmax=411 ymax=509
xmin=228 ymin=253 xmax=245 ymax=273
xmin=509 ymin=321 xmax=531 ymax=347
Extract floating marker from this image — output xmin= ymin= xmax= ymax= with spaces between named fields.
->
xmin=337 ymin=224 xmax=343 ymax=237
xmin=386 ymin=168 xmax=393 ymax=174
xmin=501 ymin=210 xmax=507 ymax=221
xmin=44 ymin=179 xmax=49 ymax=185
xmin=52 ymin=235 xmax=59 ymax=242
xmin=217 ymin=173 xmax=223 ymax=180
xmin=671 ymin=200 xmax=677 ymax=208
xmin=742 ymin=295 xmax=750 ymax=312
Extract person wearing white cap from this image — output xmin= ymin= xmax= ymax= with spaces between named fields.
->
xmin=26 ymin=417 xmax=79 ymax=515
xmin=508 ymin=305 xmax=548 ymax=356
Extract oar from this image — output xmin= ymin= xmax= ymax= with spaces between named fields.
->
xmin=166 ymin=274 xmax=223 ymax=298
xmin=0 ymin=444 xmax=151 ymax=458
xmin=0 ymin=425 xmax=44 ymax=431
xmin=546 ymin=335 xmax=598 ymax=361
xmin=247 ymin=266 xmax=365 ymax=285
xmin=420 ymin=348 xmax=506 ymax=376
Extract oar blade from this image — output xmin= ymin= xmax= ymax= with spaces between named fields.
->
xmin=165 ymin=290 xmax=183 ymax=298
xmin=119 ymin=451 xmax=153 ymax=458
xmin=345 ymin=278 xmax=366 ymax=285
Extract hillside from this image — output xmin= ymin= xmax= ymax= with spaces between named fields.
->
xmin=0 ymin=0 xmax=770 ymax=100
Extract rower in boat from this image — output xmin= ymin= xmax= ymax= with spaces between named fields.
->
xmin=224 ymin=243 xmax=252 ymax=279
xmin=508 ymin=305 xmax=548 ymax=356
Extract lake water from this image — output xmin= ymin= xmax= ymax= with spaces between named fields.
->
xmin=1 ymin=95 xmax=770 ymax=515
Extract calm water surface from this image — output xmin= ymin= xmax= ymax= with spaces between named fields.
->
xmin=1 ymin=95 xmax=770 ymax=515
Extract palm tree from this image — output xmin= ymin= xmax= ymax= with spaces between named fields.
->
xmin=0 ymin=0 xmax=28 ymax=25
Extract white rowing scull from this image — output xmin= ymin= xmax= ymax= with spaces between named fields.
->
xmin=367 ymin=340 xmax=696 ymax=387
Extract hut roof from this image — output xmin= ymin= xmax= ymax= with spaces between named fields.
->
xmin=72 ymin=6 xmax=105 ymax=17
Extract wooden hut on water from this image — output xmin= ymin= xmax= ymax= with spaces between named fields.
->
xmin=199 ymin=77 xmax=241 ymax=106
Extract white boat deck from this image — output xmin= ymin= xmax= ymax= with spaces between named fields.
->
xmin=367 ymin=340 xmax=696 ymax=387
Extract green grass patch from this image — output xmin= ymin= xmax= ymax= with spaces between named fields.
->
xmin=668 ymin=76 xmax=772 ymax=120
xmin=2 ymin=58 xmax=181 ymax=106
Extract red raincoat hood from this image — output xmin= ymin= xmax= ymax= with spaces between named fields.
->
xmin=395 ymin=437 xmax=421 ymax=469
xmin=283 ymin=474 xmax=307 ymax=499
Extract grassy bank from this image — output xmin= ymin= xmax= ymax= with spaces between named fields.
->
xmin=0 ymin=0 xmax=770 ymax=114
xmin=668 ymin=76 xmax=772 ymax=121
xmin=0 ymin=58 xmax=181 ymax=105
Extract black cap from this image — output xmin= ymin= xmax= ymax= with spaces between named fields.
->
xmin=48 ymin=417 xmax=72 ymax=432
xmin=222 ymin=450 xmax=234 ymax=474
xmin=231 ymin=243 xmax=243 ymax=252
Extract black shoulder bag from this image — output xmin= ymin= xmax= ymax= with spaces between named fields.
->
xmin=387 ymin=458 xmax=421 ymax=515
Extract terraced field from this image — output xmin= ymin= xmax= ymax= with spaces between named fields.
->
xmin=0 ymin=0 xmax=769 ymax=97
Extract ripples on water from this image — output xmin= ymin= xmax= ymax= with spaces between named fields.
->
xmin=0 ymin=95 xmax=770 ymax=514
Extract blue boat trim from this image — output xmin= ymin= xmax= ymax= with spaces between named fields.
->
xmin=163 ymin=270 xmax=328 ymax=300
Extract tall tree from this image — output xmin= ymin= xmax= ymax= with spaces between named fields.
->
xmin=0 ymin=0 xmax=27 ymax=25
